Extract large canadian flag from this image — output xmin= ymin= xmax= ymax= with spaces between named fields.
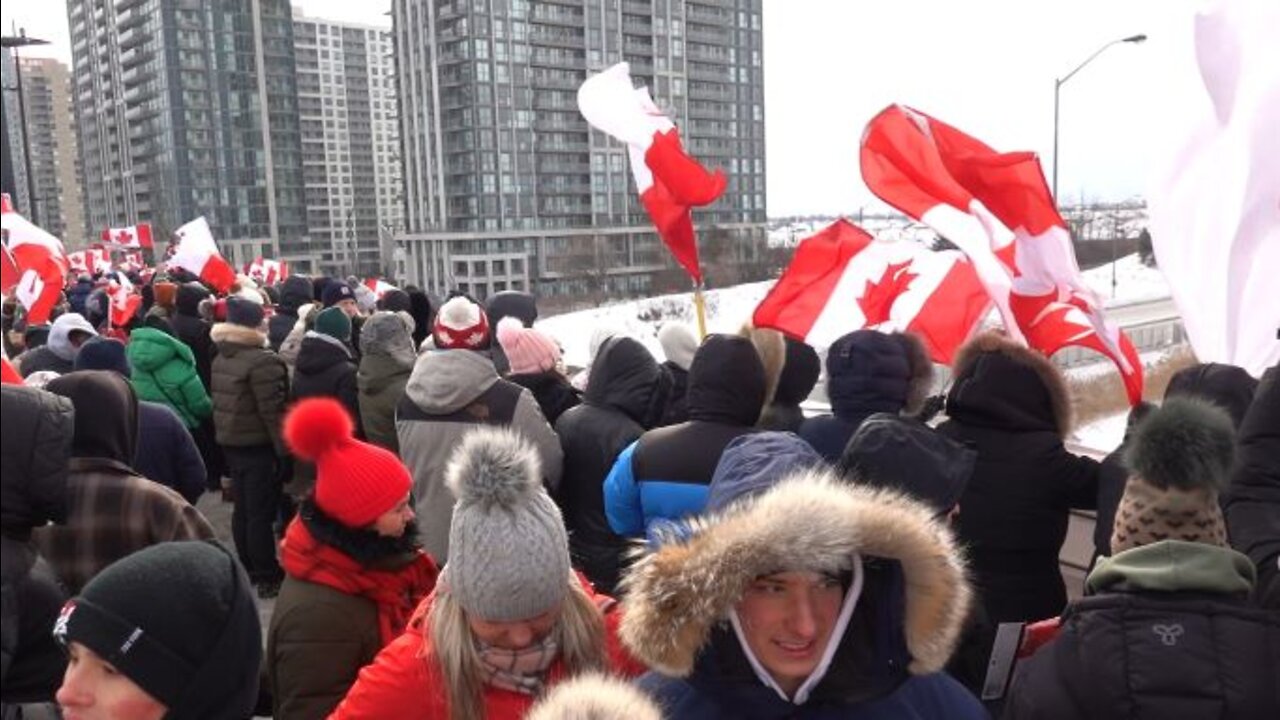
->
xmin=753 ymin=219 xmax=990 ymax=364
xmin=2 ymin=193 xmax=68 ymax=324
xmin=1147 ymin=0 xmax=1279 ymax=377
xmin=578 ymin=62 xmax=727 ymax=282
xmin=102 ymin=223 xmax=154 ymax=249
xmin=245 ymin=257 xmax=288 ymax=286
xmin=861 ymin=105 xmax=1144 ymax=404
xmin=168 ymin=216 xmax=236 ymax=293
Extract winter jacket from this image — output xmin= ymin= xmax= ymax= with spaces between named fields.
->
xmin=1225 ymin=365 xmax=1279 ymax=608
xmin=660 ymin=360 xmax=690 ymax=425
xmin=328 ymin=580 xmax=642 ymax=720
xmin=210 ymin=323 xmax=289 ymax=455
xmin=623 ymin=469 xmax=987 ymax=720
xmin=66 ymin=277 xmax=94 ymax=316
xmin=292 ymin=333 xmax=361 ymax=430
xmin=485 ymin=291 xmax=538 ymax=376
xmin=508 ymin=370 xmax=581 ymax=426
xmin=604 ymin=335 xmax=765 ymax=540
xmin=270 ymin=276 xmax=314 ymax=352
xmin=126 ymin=326 xmax=212 ymax=428
xmin=32 ymin=371 xmax=215 ymax=593
xmin=554 ymin=336 xmax=670 ymax=594
xmin=396 ymin=350 xmax=563 ymax=562
xmin=938 ymin=332 xmax=1099 ymax=625
xmin=799 ymin=330 xmax=932 ymax=463
xmin=1164 ymin=361 xmax=1259 ymax=428
xmin=172 ymin=282 xmax=215 ymax=390
xmin=1004 ymin=541 xmax=1279 ymax=720
xmin=278 ymin=304 xmax=317 ymax=373
xmin=268 ymin=503 xmax=438 ymax=720
xmin=133 ymin=400 xmax=207 ymax=504
xmin=1 ymin=386 xmax=74 ymax=705
xmin=758 ymin=337 xmax=821 ymax=433
xmin=356 ymin=313 xmax=416 ymax=452
xmin=15 ymin=316 xmax=89 ymax=378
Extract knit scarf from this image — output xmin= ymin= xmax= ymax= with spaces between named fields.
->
xmin=476 ymin=635 xmax=560 ymax=696
xmin=279 ymin=518 xmax=439 ymax=644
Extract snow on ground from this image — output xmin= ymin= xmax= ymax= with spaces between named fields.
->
xmin=1069 ymin=412 xmax=1127 ymax=454
xmin=1081 ymin=253 xmax=1169 ymax=306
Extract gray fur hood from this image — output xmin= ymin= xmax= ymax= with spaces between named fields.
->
xmin=359 ymin=311 xmax=417 ymax=367
xmin=404 ymin=349 xmax=499 ymax=413
xmin=620 ymin=470 xmax=971 ymax=678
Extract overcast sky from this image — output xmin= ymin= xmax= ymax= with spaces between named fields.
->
xmin=3 ymin=0 xmax=1208 ymax=217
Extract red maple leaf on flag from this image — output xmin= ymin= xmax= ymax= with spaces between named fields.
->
xmin=858 ymin=260 xmax=917 ymax=327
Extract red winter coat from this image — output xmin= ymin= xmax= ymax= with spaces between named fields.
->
xmin=327 ymin=579 xmax=644 ymax=720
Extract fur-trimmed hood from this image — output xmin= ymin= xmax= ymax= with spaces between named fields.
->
xmin=824 ymin=329 xmax=933 ymax=420
xmin=739 ymin=323 xmax=787 ymax=414
xmin=210 ymin=322 xmax=268 ymax=349
xmin=620 ymin=470 xmax=971 ymax=680
xmin=946 ymin=330 xmax=1072 ymax=436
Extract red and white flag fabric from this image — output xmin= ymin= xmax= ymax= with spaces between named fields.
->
xmin=117 ymin=251 xmax=145 ymax=274
xmin=68 ymin=248 xmax=113 ymax=275
xmin=245 ymin=257 xmax=288 ymax=286
xmin=168 ymin=216 xmax=236 ymax=293
xmin=107 ymin=271 xmax=142 ymax=328
xmin=578 ymin=62 xmax=727 ymax=282
xmin=861 ymin=105 xmax=1144 ymax=403
xmin=1 ymin=193 xmax=68 ymax=324
xmin=363 ymin=278 xmax=397 ymax=299
xmin=753 ymin=219 xmax=990 ymax=364
xmin=1148 ymin=0 xmax=1279 ymax=377
xmin=101 ymin=223 xmax=154 ymax=249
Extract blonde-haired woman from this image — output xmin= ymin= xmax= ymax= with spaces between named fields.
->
xmin=329 ymin=428 xmax=644 ymax=720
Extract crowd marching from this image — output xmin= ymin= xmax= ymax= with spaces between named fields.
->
xmin=0 ymin=267 xmax=1276 ymax=720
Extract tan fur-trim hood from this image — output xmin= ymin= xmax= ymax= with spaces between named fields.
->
xmin=949 ymin=330 xmax=1073 ymax=435
xmin=210 ymin=322 xmax=268 ymax=348
xmin=738 ymin=322 xmax=786 ymax=413
xmin=619 ymin=470 xmax=971 ymax=678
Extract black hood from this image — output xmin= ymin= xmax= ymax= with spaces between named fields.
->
xmin=1 ymin=385 xmax=75 ymax=531
xmin=45 ymin=370 xmax=138 ymax=463
xmin=278 ymin=275 xmax=314 ymax=316
xmin=1164 ymin=362 xmax=1258 ymax=429
xmin=406 ymin=289 xmax=435 ymax=347
xmin=586 ymin=336 xmax=671 ymax=428
xmin=687 ymin=334 xmax=766 ymax=426
xmin=176 ymin=282 xmax=211 ymax=318
xmin=295 ymin=334 xmax=353 ymax=376
xmin=485 ymin=291 xmax=538 ymax=327
xmin=773 ymin=336 xmax=821 ymax=406
xmin=946 ymin=342 xmax=1064 ymax=435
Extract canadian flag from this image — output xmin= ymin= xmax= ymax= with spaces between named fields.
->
xmin=68 ymin=248 xmax=113 ymax=275
xmin=2 ymin=193 xmax=68 ymax=324
xmin=363 ymin=278 xmax=397 ymax=299
xmin=245 ymin=257 xmax=288 ymax=286
xmin=101 ymin=223 xmax=154 ymax=249
xmin=107 ymin=271 xmax=142 ymax=328
xmin=117 ymin=251 xmax=145 ymax=274
xmin=753 ymin=220 xmax=990 ymax=364
xmin=861 ymin=105 xmax=1144 ymax=404
xmin=578 ymin=62 xmax=727 ymax=282
xmin=168 ymin=216 xmax=236 ymax=293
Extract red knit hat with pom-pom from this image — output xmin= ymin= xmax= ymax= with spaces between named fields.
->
xmin=283 ymin=398 xmax=412 ymax=527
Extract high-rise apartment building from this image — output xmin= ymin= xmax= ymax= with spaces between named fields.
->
xmin=292 ymin=9 xmax=404 ymax=277
xmin=66 ymin=0 xmax=314 ymax=268
xmin=392 ymin=0 xmax=766 ymax=304
xmin=10 ymin=56 xmax=88 ymax=248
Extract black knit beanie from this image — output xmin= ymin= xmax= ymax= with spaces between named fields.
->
xmin=54 ymin=541 xmax=262 ymax=719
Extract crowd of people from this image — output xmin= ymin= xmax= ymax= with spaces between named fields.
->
xmin=1 ymin=268 xmax=1277 ymax=719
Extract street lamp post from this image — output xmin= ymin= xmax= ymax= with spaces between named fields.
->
xmin=1051 ymin=34 xmax=1147 ymax=201
xmin=2 ymin=27 xmax=51 ymax=225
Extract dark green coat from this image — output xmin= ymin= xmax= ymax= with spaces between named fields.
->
xmin=126 ymin=326 xmax=212 ymax=428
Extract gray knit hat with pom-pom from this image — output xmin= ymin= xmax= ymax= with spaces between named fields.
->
xmin=444 ymin=427 xmax=571 ymax=621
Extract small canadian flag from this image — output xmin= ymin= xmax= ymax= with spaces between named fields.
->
xmin=169 ymin=216 xmax=236 ymax=293
xmin=102 ymin=223 xmax=154 ymax=249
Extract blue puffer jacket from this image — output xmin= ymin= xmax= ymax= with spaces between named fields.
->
xmin=800 ymin=330 xmax=931 ymax=463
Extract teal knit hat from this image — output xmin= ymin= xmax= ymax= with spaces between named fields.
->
xmin=313 ymin=306 xmax=352 ymax=342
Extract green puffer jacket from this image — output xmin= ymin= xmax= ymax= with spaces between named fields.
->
xmin=126 ymin=327 xmax=213 ymax=428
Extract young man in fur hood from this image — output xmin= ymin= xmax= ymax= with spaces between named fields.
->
xmin=619 ymin=461 xmax=987 ymax=718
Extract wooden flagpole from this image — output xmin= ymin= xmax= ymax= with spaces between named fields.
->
xmin=693 ymin=279 xmax=708 ymax=339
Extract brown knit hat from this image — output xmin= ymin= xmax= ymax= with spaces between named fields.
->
xmin=1111 ymin=397 xmax=1234 ymax=554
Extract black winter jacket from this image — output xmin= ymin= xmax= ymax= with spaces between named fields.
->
xmin=554 ymin=337 xmax=669 ymax=594
xmin=291 ymin=334 xmax=361 ymax=433
xmin=133 ymin=400 xmax=207 ymax=504
xmin=509 ymin=370 xmax=581 ymax=426
xmin=269 ymin=276 xmax=314 ymax=352
xmin=1225 ymin=365 xmax=1279 ymax=608
xmin=659 ymin=360 xmax=689 ymax=426
xmin=172 ymin=282 xmax=215 ymax=390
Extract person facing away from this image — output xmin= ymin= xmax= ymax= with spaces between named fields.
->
xmin=17 ymin=312 xmax=98 ymax=378
xmin=656 ymin=321 xmax=699 ymax=425
xmin=288 ymin=305 xmax=363 ymax=500
xmin=124 ymin=322 xmax=214 ymax=431
xmin=798 ymin=329 xmax=933 ymax=463
xmin=170 ymin=281 xmax=215 ymax=391
xmin=603 ymin=333 xmax=766 ymax=541
xmin=53 ymin=541 xmax=263 ymax=720
xmin=495 ymin=317 xmax=581 ymax=425
xmin=395 ymin=295 xmax=563 ymax=563
xmin=329 ymin=427 xmax=644 ymax=720
xmin=621 ymin=463 xmax=987 ymax=719
xmin=1003 ymin=398 xmax=1280 ymax=720
xmin=356 ymin=311 xmax=418 ymax=452
xmin=553 ymin=335 xmax=671 ymax=595
xmin=271 ymin=275 xmax=316 ymax=352
xmin=1224 ymin=363 xmax=1279 ymax=608
xmin=1 ymin=385 xmax=74 ymax=709
xmin=75 ymin=337 xmax=208 ymax=504
xmin=268 ymin=398 xmax=438 ymax=720
xmin=758 ymin=336 xmax=822 ymax=433
xmin=210 ymin=294 xmax=290 ymax=596
xmin=936 ymin=331 xmax=1100 ymax=626
xmin=31 ymin=370 xmax=215 ymax=594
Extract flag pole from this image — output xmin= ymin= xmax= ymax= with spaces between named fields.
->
xmin=693 ymin=279 xmax=708 ymax=339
